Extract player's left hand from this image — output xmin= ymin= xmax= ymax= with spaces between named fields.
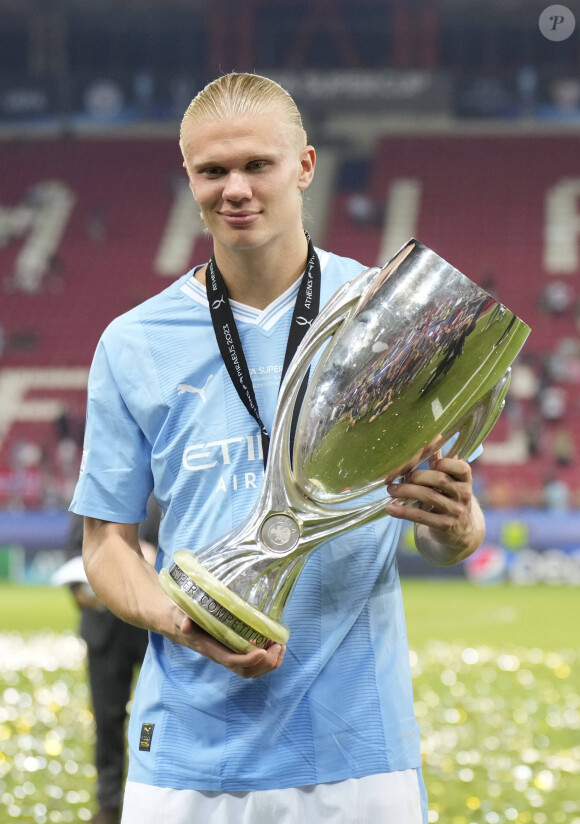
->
xmin=383 ymin=450 xmax=484 ymax=564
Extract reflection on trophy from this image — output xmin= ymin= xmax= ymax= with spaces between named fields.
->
xmin=159 ymin=239 xmax=531 ymax=652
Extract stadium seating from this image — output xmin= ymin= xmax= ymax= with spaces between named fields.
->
xmin=327 ymin=133 xmax=580 ymax=506
xmin=1 ymin=133 xmax=579 ymax=506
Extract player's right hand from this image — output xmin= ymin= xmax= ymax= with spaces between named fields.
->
xmin=171 ymin=609 xmax=286 ymax=678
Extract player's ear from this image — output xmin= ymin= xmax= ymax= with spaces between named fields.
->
xmin=298 ymin=146 xmax=316 ymax=191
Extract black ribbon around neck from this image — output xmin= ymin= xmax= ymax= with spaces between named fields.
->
xmin=206 ymin=233 xmax=321 ymax=468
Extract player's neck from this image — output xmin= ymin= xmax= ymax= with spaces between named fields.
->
xmin=200 ymin=231 xmax=310 ymax=311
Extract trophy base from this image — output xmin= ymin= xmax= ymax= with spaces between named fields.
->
xmin=159 ymin=550 xmax=290 ymax=653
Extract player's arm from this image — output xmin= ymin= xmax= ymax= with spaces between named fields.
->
xmin=69 ymin=582 xmax=102 ymax=610
xmin=82 ymin=517 xmax=285 ymax=678
xmin=383 ymin=450 xmax=485 ymax=566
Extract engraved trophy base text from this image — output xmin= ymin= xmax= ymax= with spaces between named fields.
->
xmin=159 ymin=550 xmax=290 ymax=653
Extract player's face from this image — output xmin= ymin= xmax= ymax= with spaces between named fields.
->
xmin=182 ymin=111 xmax=315 ymax=254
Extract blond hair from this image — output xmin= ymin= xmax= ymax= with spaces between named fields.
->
xmin=179 ymin=72 xmax=307 ymax=153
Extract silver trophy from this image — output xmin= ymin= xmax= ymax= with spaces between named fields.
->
xmin=160 ymin=239 xmax=531 ymax=651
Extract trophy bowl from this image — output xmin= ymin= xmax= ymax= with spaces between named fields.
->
xmin=159 ymin=239 xmax=531 ymax=652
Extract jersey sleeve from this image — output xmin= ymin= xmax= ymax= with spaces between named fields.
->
xmin=70 ymin=334 xmax=153 ymax=524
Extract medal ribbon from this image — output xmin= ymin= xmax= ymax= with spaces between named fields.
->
xmin=206 ymin=233 xmax=321 ymax=467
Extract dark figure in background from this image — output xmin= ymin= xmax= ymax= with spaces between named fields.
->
xmin=64 ymin=500 xmax=160 ymax=824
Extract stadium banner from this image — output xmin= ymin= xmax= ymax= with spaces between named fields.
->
xmin=1 ymin=508 xmax=580 ymax=586
xmin=0 ymin=70 xmax=572 ymax=125
xmin=0 ymin=509 xmax=71 ymax=585
xmin=267 ymin=69 xmax=453 ymax=113
xmin=0 ymin=71 xmax=199 ymax=125
xmin=0 ymin=78 xmax=56 ymax=122
xmin=0 ymin=69 xmax=451 ymax=125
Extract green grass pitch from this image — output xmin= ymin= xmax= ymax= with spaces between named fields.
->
xmin=1 ymin=581 xmax=579 ymax=823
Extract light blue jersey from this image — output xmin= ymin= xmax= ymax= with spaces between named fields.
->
xmin=71 ymin=249 xmax=422 ymax=792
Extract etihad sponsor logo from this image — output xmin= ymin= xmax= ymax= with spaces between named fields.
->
xmin=214 ymin=471 xmax=259 ymax=492
xmin=182 ymin=432 xmax=264 ymax=493
xmin=182 ymin=433 xmax=263 ymax=471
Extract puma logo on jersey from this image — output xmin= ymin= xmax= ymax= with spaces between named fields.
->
xmin=177 ymin=374 xmax=214 ymax=402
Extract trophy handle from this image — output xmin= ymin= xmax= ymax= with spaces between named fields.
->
xmin=261 ymin=267 xmax=381 ymax=512
xmin=449 ymin=369 xmax=512 ymax=461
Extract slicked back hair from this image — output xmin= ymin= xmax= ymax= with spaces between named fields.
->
xmin=180 ymin=72 xmax=307 ymax=154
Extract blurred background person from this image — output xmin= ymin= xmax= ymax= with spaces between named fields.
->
xmin=55 ymin=498 xmax=161 ymax=824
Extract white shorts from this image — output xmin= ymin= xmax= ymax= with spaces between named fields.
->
xmin=122 ymin=769 xmax=426 ymax=824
